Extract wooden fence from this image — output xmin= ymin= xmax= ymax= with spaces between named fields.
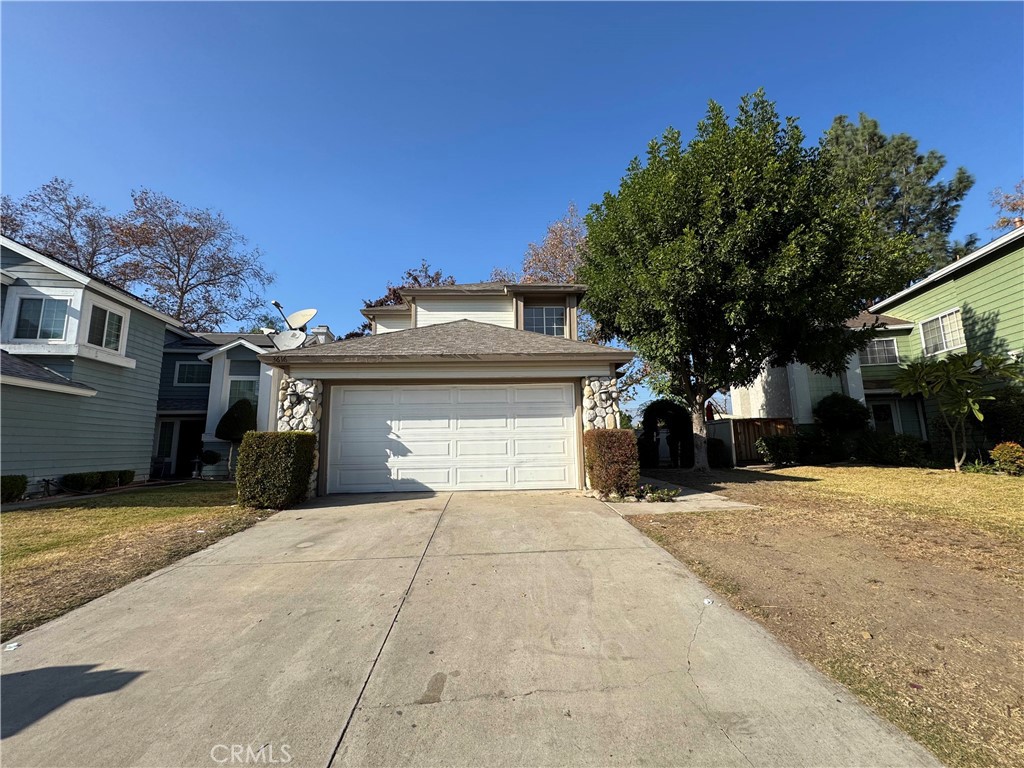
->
xmin=731 ymin=418 xmax=795 ymax=464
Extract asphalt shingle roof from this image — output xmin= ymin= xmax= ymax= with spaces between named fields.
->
xmin=261 ymin=319 xmax=632 ymax=364
xmin=0 ymin=350 xmax=94 ymax=392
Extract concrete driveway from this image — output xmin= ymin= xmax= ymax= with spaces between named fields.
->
xmin=1 ymin=491 xmax=937 ymax=767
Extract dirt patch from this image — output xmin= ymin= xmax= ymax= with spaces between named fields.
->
xmin=631 ymin=467 xmax=1024 ymax=768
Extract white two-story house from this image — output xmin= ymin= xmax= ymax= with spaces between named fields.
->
xmin=259 ymin=282 xmax=633 ymax=494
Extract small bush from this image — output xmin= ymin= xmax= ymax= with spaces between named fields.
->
xmin=584 ymin=429 xmax=640 ymax=496
xmin=857 ymin=431 xmax=928 ymax=467
xmin=2 ymin=475 xmax=28 ymax=503
xmin=755 ymin=434 xmax=798 ymax=467
xmin=236 ymin=431 xmax=317 ymax=509
xmin=814 ymin=393 xmax=871 ymax=434
xmin=990 ymin=441 xmax=1024 ymax=476
xmin=707 ymin=437 xmax=733 ymax=468
xmin=99 ymin=470 xmax=121 ymax=489
xmin=962 ymin=460 xmax=997 ymax=475
xmin=637 ymin=484 xmax=680 ymax=502
xmin=61 ymin=471 xmax=103 ymax=492
xmin=61 ymin=468 xmax=140 ymax=493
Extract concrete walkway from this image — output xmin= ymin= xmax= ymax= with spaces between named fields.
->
xmin=1 ymin=491 xmax=937 ymax=767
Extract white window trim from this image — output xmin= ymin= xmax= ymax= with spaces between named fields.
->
xmin=919 ymin=308 xmax=966 ymax=357
xmin=174 ymin=360 xmax=213 ymax=387
xmin=1 ymin=286 xmax=82 ymax=345
xmin=860 ymin=337 xmax=900 ymax=366
xmin=80 ymin=292 xmax=131 ymax=357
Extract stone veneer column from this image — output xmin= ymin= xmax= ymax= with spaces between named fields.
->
xmin=277 ymin=376 xmax=324 ymax=497
xmin=581 ymin=375 xmax=621 ymax=430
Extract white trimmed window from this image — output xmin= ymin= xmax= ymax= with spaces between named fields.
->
xmin=86 ymin=304 xmax=126 ymax=353
xmin=920 ymin=309 xmax=966 ymax=356
xmin=175 ymin=361 xmax=212 ymax=386
xmin=14 ymin=297 xmax=69 ymax=340
xmin=859 ymin=338 xmax=899 ymax=365
xmin=524 ymin=305 xmax=566 ymax=336
xmin=228 ymin=378 xmax=259 ymax=409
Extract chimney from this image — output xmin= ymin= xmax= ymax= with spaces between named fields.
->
xmin=309 ymin=325 xmax=334 ymax=345
xmin=1014 ymin=217 xmax=1024 ymax=229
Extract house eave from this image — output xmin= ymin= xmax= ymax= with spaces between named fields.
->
xmin=0 ymin=374 xmax=97 ymax=397
xmin=870 ymin=227 xmax=1024 ymax=313
xmin=259 ymin=351 xmax=633 ymax=367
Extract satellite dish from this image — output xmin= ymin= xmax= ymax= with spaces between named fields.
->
xmin=285 ymin=308 xmax=317 ymax=331
xmin=271 ymin=330 xmax=306 ymax=350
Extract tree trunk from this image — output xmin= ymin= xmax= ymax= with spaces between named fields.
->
xmin=691 ymin=401 xmax=710 ymax=472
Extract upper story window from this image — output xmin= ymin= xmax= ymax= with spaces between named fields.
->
xmin=228 ymin=378 xmax=259 ymax=409
xmin=87 ymin=304 xmax=126 ymax=352
xmin=524 ymin=305 xmax=565 ymax=337
xmin=15 ymin=297 xmax=69 ymax=340
xmin=175 ymin=361 xmax=212 ymax=386
xmin=859 ymin=338 xmax=899 ymax=365
xmin=921 ymin=309 xmax=965 ymax=356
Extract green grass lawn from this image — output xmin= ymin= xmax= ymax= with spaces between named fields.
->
xmin=1 ymin=483 xmax=267 ymax=640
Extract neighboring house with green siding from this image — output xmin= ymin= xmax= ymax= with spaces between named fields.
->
xmin=728 ymin=226 xmax=1023 ymax=443
xmin=0 ymin=236 xmax=182 ymax=493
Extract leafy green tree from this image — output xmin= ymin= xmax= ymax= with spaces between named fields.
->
xmin=894 ymin=352 xmax=1023 ymax=471
xmin=824 ymin=114 xmax=975 ymax=274
xmin=581 ymin=90 xmax=922 ymax=470
xmin=215 ymin=398 xmax=257 ymax=475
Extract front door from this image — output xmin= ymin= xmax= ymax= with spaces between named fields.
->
xmin=175 ymin=420 xmax=205 ymax=477
xmin=870 ymin=402 xmax=898 ymax=435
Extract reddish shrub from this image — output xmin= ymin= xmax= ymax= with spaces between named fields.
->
xmin=583 ymin=428 xmax=639 ymax=496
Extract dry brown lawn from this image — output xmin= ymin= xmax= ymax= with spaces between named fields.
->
xmin=1 ymin=482 xmax=267 ymax=640
xmin=632 ymin=466 xmax=1024 ymax=768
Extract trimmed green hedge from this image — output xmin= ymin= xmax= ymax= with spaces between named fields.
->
xmin=61 ymin=469 xmax=136 ymax=493
xmin=583 ymin=428 xmax=639 ymax=496
xmin=2 ymin=475 xmax=28 ymax=503
xmin=236 ymin=431 xmax=317 ymax=509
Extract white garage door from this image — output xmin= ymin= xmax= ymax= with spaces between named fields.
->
xmin=326 ymin=383 xmax=579 ymax=493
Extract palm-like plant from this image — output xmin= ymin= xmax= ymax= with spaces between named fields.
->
xmin=895 ymin=352 xmax=1023 ymax=471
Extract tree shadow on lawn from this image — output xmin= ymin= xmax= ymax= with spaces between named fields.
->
xmin=646 ymin=467 xmax=819 ymax=493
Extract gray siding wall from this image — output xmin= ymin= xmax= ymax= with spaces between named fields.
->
xmin=1 ymin=299 xmax=167 ymax=490
xmin=1 ymin=248 xmax=82 ymax=289
xmin=159 ymin=350 xmax=211 ymax=411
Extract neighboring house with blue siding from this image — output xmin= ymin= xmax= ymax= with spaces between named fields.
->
xmin=728 ymin=225 xmax=1024 ymax=442
xmin=0 ymin=236 xmax=183 ymax=492
xmin=153 ymin=330 xmax=279 ymax=478
xmin=153 ymin=326 xmax=334 ymax=478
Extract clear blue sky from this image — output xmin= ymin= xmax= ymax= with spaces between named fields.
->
xmin=3 ymin=1 xmax=1022 ymax=340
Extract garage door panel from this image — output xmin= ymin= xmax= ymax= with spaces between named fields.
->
xmin=455 ymin=466 xmax=510 ymax=485
xmin=457 ymin=387 xmax=511 ymax=404
xmin=511 ymin=414 xmax=567 ymax=429
xmin=514 ymin=438 xmax=569 ymax=456
xmin=400 ymin=440 xmax=452 ymax=458
xmin=399 ymin=389 xmax=453 ymax=404
xmin=514 ymin=386 xmax=572 ymax=403
xmin=395 ymin=467 xmax=452 ymax=486
xmin=455 ymin=415 xmax=508 ymax=430
xmin=341 ymin=389 xmax=395 ymax=405
xmin=328 ymin=384 xmax=578 ymax=492
xmin=396 ymin=414 xmax=452 ymax=431
xmin=514 ymin=465 xmax=570 ymax=484
xmin=456 ymin=439 xmax=510 ymax=457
